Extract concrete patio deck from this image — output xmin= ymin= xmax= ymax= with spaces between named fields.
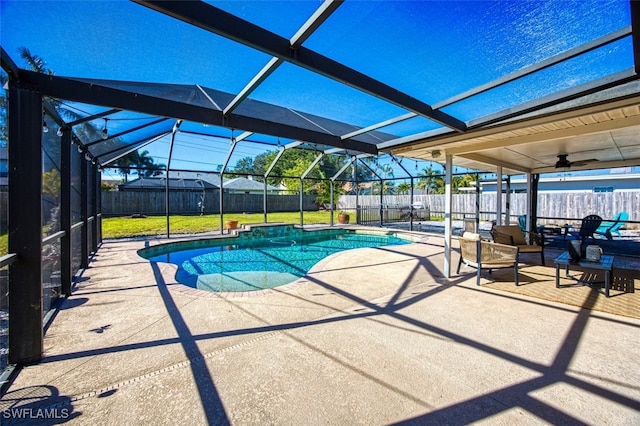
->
xmin=1 ymin=231 xmax=639 ymax=425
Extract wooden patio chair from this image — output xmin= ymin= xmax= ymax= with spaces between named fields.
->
xmin=457 ymin=232 xmax=520 ymax=286
xmin=491 ymin=225 xmax=545 ymax=265
xmin=570 ymin=215 xmax=603 ymax=242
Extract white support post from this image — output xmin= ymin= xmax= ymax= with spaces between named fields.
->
xmin=496 ymin=167 xmax=503 ymax=225
xmin=444 ymin=154 xmax=453 ymax=278
xmin=526 ymin=173 xmax=533 ymax=232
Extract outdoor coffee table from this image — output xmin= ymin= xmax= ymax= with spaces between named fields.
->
xmin=554 ymin=251 xmax=614 ymax=297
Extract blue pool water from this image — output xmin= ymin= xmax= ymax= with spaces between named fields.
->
xmin=140 ymin=228 xmax=410 ymax=292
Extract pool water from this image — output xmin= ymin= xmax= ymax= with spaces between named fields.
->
xmin=142 ymin=230 xmax=409 ymax=292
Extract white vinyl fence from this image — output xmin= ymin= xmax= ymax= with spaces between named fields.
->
xmin=337 ymin=192 xmax=639 ymax=227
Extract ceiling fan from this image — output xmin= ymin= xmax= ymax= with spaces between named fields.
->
xmin=554 ymin=154 xmax=599 ymax=169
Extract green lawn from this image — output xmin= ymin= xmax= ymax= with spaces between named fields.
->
xmin=0 ymin=211 xmax=337 ymax=254
xmin=101 ymin=211 xmax=336 ymax=239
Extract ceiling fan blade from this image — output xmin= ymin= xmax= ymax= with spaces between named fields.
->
xmin=571 ymin=158 xmax=599 ymax=167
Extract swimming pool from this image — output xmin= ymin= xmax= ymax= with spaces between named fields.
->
xmin=138 ymin=225 xmax=413 ymax=293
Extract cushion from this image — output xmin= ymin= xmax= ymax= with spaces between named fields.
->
xmin=492 ymin=226 xmax=526 ymax=245
xmin=462 ymin=232 xmax=482 ymax=240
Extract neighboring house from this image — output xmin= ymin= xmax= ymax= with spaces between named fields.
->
xmin=479 ymin=173 xmax=640 ymax=193
xmin=223 ymin=177 xmax=280 ymax=194
xmin=120 ymin=173 xmax=281 ymax=194
xmin=118 ymin=177 xmax=218 ymax=192
xmin=167 ymin=171 xmax=223 ymax=188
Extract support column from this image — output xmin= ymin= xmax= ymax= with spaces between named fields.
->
xmin=8 ymin=80 xmax=43 ymax=364
xmin=91 ymin=163 xmax=99 ymax=253
xmin=354 ymin=162 xmax=359 ymax=224
xmin=474 ymin=173 xmax=480 ymax=230
xmin=80 ymin=156 xmax=88 ymax=268
xmin=496 ymin=167 xmax=503 ymax=225
xmin=525 ymin=173 xmax=533 ymax=231
xmin=379 ymin=180 xmax=383 ymax=227
xmin=264 ymin=145 xmax=286 ymax=223
xmin=329 ymin=181 xmax=334 ymax=226
xmin=60 ymin=128 xmax=72 ymax=296
xmin=410 ymin=177 xmax=414 ymax=231
xmin=443 ymin=154 xmax=453 ymax=278
xmin=529 ymin=173 xmax=540 ymax=232
xmin=165 ymin=122 xmax=179 ymax=238
xmin=299 ymin=178 xmax=304 ymax=226
xmin=505 ymin=176 xmax=511 ymax=226
xmin=219 ymin=137 xmax=238 ymax=234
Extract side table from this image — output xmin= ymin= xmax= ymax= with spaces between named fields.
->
xmin=554 ymin=251 xmax=614 ymax=297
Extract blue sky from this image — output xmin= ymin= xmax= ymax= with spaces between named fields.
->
xmin=1 ymin=0 xmax=634 ymax=179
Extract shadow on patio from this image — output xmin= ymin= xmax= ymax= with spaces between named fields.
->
xmin=1 ymin=237 xmax=638 ymax=424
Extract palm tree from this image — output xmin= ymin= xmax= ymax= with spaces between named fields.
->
xmin=116 ymin=150 xmax=165 ymax=182
xmin=396 ymin=182 xmax=411 ymax=194
xmin=416 ymin=166 xmax=443 ymax=194
xmin=17 ymin=48 xmax=165 ymax=177
xmin=17 ymin=47 xmax=109 ymax=146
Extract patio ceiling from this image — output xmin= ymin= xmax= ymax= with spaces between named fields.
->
xmin=2 ymin=0 xmax=639 ymax=175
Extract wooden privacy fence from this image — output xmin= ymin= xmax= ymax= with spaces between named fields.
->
xmin=102 ymin=191 xmax=317 ymax=216
xmin=338 ymin=192 xmax=640 ymax=226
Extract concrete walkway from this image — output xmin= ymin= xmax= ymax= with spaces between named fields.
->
xmin=1 ymin=232 xmax=639 ymax=425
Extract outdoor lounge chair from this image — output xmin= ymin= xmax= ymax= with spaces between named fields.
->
xmin=594 ymin=211 xmax=628 ymax=240
xmin=518 ymin=215 xmax=544 ymax=234
xmin=457 ymin=232 xmax=520 ymax=286
xmin=570 ymin=215 xmax=603 ymax=242
xmin=491 ymin=225 xmax=545 ymax=265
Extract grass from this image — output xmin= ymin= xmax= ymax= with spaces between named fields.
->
xmin=102 ymin=211 xmax=335 ymax=239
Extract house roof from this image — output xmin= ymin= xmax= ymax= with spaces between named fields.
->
xmin=119 ymin=177 xmax=217 ymax=190
xmin=223 ymin=177 xmax=279 ymax=192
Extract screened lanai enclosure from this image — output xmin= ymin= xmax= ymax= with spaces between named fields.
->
xmin=1 ymin=0 xmax=639 ymax=374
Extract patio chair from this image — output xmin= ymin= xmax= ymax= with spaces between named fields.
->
xmin=570 ymin=215 xmax=603 ymax=242
xmin=491 ymin=225 xmax=545 ymax=265
xmin=594 ymin=211 xmax=628 ymax=240
xmin=518 ymin=215 xmax=544 ymax=234
xmin=457 ymin=232 xmax=520 ymax=286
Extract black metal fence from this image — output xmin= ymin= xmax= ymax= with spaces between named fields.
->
xmin=357 ymin=204 xmax=431 ymax=226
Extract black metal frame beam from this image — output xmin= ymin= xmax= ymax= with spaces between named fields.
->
xmin=133 ymin=0 xmax=466 ymax=132
xmin=60 ymin=127 xmax=72 ymax=296
xmin=80 ymin=157 xmax=89 ymax=269
xmin=22 ymin=71 xmax=378 ymax=155
xmin=84 ymin=117 xmax=171 ymax=147
xmin=91 ymin=163 xmax=99 ymax=253
xmin=66 ymin=108 xmax=121 ymax=128
xmin=223 ymin=0 xmax=342 ymax=116
xmin=8 ymin=79 xmax=43 ymax=364
xmin=96 ymin=130 xmax=171 ymax=165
